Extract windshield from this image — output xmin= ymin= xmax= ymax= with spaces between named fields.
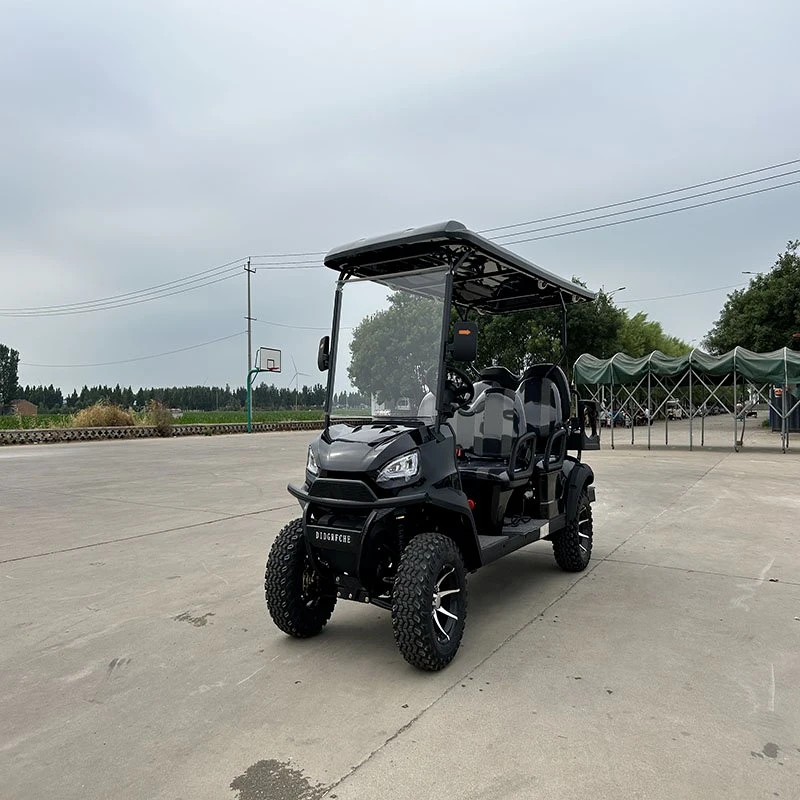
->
xmin=330 ymin=268 xmax=447 ymax=421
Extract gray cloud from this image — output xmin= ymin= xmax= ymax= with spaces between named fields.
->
xmin=1 ymin=0 xmax=798 ymax=393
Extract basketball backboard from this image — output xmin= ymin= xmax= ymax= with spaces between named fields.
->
xmin=256 ymin=347 xmax=281 ymax=372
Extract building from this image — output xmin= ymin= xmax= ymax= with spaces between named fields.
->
xmin=11 ymin=399 xmax=38 ymax=416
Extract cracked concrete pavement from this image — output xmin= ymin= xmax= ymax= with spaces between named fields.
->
xmin=1 ymin=425 xmax=798 ymax=799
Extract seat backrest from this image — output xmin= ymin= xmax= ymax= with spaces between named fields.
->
xmin=417 ymin=391 xmax=436 ymax=423
xmin=517 ymin=364 xmax=569 ymax=445
xmin=478 ymin=366 xmax=519 ymax=392
xmin=451 ymin=380 xmax=492 ymax=450
xmin=519 ymin=364 xmax=571 ymax=421
xmin=473 ymin=388 xmax=523 ymax=459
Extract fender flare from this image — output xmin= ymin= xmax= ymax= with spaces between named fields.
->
xmin=563 ymin=462 xmax=595 ymax=523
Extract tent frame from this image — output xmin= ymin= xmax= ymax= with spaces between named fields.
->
xmin=574 ymin=347 xmax=799 ymax=453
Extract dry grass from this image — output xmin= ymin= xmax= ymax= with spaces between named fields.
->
xmin=71 ymin=402 xmax=136 ymax=428
xmin=143 ymin=400 xmax=173 ymax=436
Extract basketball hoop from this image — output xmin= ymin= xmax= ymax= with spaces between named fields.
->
xmin=248 ymin=347 xmax=282 ymax=432
xmin=255 ymin=347 xmax=282 ymax=372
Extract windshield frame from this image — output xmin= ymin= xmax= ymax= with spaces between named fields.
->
xmin=323 ymin=265 xmax=454 ymax=428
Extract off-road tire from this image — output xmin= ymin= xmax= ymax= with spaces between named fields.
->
xmin=392 ymin=533 xmax=468 ymax=671
xmin=265 ymin=518 xmax=336 ymax=638
xmin=552 ymin=490 xmax=593 ymax=572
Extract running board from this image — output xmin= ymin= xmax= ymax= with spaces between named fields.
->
xmin=478 ymin=514 xmax=565 ymax=566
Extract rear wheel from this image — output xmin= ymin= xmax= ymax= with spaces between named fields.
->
xmin=552 ymin=490 xmax=593 ymax=572
xmin=265 ymin=518 xmax=336 ymax=638
xmin=392 ymin=533 xmax=467 ymax=671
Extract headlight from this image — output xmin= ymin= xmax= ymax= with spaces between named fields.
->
xmin=376 ymin=450 xmax=419 ymax=487
xmin=306 ymin=446 xmax=319 ymax=476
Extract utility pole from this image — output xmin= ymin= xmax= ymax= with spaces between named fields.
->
xmin=245 ymin=258 xmax=256 ymax=421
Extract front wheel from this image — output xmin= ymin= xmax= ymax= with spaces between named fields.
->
xmin=392 ymin=533 xmax=468 ymax=671
xmin=552 ymin=490 xmax=593 ymax=572
xmin=265 ymin=518 xmax=336 ymax=638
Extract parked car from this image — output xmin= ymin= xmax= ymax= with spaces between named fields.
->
xmin=666 ymin=401 xmax=685 ymax=420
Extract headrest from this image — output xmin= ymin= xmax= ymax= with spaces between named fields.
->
xmin=479 ymin=366 xmax=520 ymax=392
xmin=519 ymin=363 xmax=571 ymax=421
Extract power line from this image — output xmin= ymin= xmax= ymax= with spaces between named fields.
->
xmin=254 ymin=318 xmax=351 ymax=332
xmin=620 ymin=283 xmax=747 ymax=303
xmin=495 ymin=179 xmax=800 ymax=246
xmin=1 ymin=271 xmax=242 ymax=318
xmin=250 ymin=250 xmax=327 ymax=258
xmin=489 ymin=169 xmax=800 ymax=241
xmin=1 ymin=258 xmax=324 ymax=315
xmin=0 ymin=257 xmax=246 ymax=312
xmin=4 ymin=157 xmax=798 ymax=318
xmin=21 ymin=331 xmax=246 ymax=368
xmin=252 ymin=268 xmax=325 ymax=272
xmin=480 ymin=157 xmax=800 ymax=234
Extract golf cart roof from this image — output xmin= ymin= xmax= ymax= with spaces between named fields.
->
xmin=324 ymin=221 xmax=596 ymax=313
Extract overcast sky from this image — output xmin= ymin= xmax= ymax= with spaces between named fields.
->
xmin=1 ymin=0 xmax=798 ymax=395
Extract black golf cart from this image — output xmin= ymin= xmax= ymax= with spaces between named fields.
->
xmin=265 ymin=221 xmax=600 ymax=670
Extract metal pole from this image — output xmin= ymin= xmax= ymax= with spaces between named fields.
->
xmin=647 ymin=370 xmax=652 ymax=451
xmin=245 ymin=258 xmax=256 ymax=423
xmin=610 ymin=380 xmax=615 ymax=450
xmin=784 ymin=348 xmax=789 ymax=453
xmin=246 ymin=368 xmax=259 ymax=433
xmin=733 ymin=370 xmax=738 ymax=451
xmin=689 ymin=365 xmax=694 ymax=452
xmin=782 ymin=382 xmax=788 ymax=453
xmin=701 ymin=401 xmax=705 ymax=447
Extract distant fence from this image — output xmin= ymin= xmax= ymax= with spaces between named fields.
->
xmin=0 ymin=419 xmax=335 ymax=446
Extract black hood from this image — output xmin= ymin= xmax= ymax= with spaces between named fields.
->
xmin=316 ymin=422 xmax=427 ymax=474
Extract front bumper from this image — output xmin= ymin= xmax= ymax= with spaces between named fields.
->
xmin=287 ymin=481 xmax=427 ymax=509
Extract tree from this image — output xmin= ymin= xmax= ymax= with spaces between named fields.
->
xmin=347 ymin=280 xmax=689 ymax=393
xmin=0 ymin=343 xmax=20 ymax=405
xmin=476 ymin=285 xmax=628 ymax=374
xmin=705 ymin=240 xmax=800 ymax=354
xmin=617 ymin=312 xmax=691 ymax=358
xmin=348 ymin=293 xmax=442 ymax=406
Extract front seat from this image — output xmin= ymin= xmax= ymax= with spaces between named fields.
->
xmin=517 ymin=363 xmax=570 ymax=470
xmin=451 ymin=366 xmax=519 ymax=451
xmin=456 ymin=387 xmax=525 ymax=485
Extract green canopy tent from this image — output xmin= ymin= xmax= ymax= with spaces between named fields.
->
xmin=573 ymin=347 xmax=800 ymax=453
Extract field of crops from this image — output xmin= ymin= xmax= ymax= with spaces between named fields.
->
xmin=0 ymin=409 xmax=325 ymax=430
xmin=0 ymin=414 xmax=73 ymax=430
xmin=175 ymin=410 xmax=324 ymax=424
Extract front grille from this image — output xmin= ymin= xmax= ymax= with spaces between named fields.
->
xmin=308 ymin=478 xmax=377 ymax=503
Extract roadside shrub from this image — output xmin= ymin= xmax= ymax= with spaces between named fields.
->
xmin=72 ymin=402 xmax=135 ymax=428
xmin=145 ymin=399 xmax=173 ymax=437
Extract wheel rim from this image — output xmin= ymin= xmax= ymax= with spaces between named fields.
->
xmin=431 ymin=563 xmax=461 ymax=643
xmin=577 ymin=504 xmax=592 ymax=560
xmin=301 ymin=556 xmax=324 ymax=608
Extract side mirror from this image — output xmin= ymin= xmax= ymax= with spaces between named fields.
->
xmin=451 ymin=321 xmax=478 ymax=362
xmin=317 ymin=336 xmax=330 ymax=371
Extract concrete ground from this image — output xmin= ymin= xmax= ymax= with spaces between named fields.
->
xmin=1 ymin=425 xmax=798 ymax=800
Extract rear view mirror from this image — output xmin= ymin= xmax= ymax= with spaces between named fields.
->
xmin=317 ymin=336 xmax=330 ymax=371
xmin=451 ymin=321 xmax=478 ymax=362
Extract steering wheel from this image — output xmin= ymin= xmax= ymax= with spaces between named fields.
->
xmin=444 ymin=365 xmax=475 ymax=411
